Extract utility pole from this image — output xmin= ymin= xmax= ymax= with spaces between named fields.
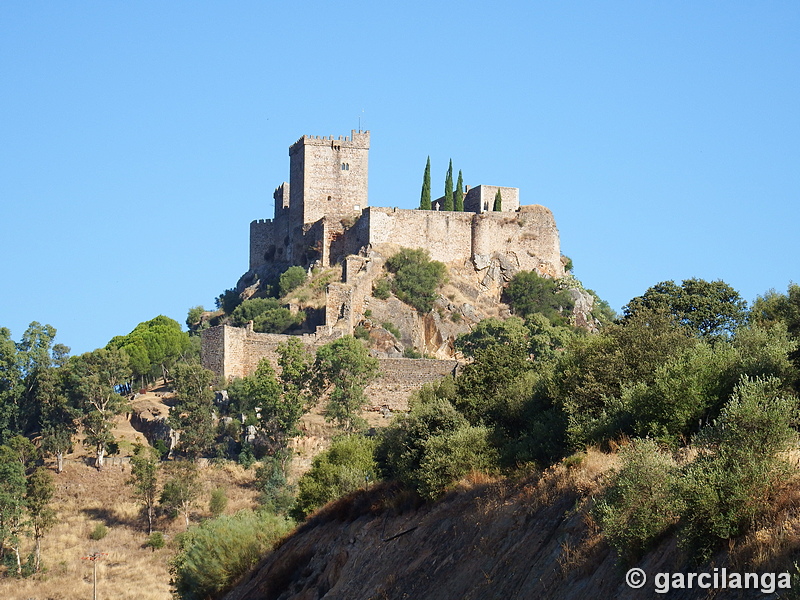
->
xmin=81 ymin=551 xmax=107 ymax=600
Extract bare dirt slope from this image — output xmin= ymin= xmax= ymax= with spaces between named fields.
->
xmin=224 ymin=451 xmax=798 ymax=600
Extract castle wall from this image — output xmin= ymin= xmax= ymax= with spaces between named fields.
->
xmin=364 ymin=207 xmax=475 ymax=264
xmin=360 ymin=206 xmax=562 ymax=277
xmin=200 ymin=325 xmax=230 ymax=379
xmin=201 ymin=325 xmax=318 ymax=380
xmin=324 ymin=254 xmax=385 ymax=333
xmin=471 ymin=205 xmax=564 ymax=277
xmin=201 ymin=324 xmax=457 ymax=412
xmin=364 ymin=358 xmax=458 ymax=411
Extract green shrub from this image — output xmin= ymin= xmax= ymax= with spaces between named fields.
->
xmin=254 ymin=455 xmax=295 ymax=515
xmin=354 ymin=325 xmax=370 ymax=340
xmin=291 ymin=435 xmax=379 ymax=521
xmin=373 ymin=278 xmax=391 ymax=300
xmin=209 ymin=488 xmax=228 ymax=518
xmin=90 ymin=523 xmax=108 ymax=540
xmin=231 ymin=298 xmax=304 ymax=333
xmin=171 ymin=510 xmax=293 ymax=600
xmin=450 ymin=312 xmax=462 ymax=323
xmin=364 ymin=309 xmax=372 ymax=318
xmin=385 ymin=248 xmax=447 ymax=313
xmin=382 ymin=322 xmax=401 ymax=339
xmin=503 ymin=270 xmax=574 ymax=325
xmin=153 ymin=439 xmax=170 ymax=460
xmin=593 ymin=439 xmax=681 ymax=561
xmin=677 ymin=376 xmax=798 ymax=562
xmin=216 ymin=289 xmax=242 ymax=315
xmin=279 ymin=266 xmax=307 ymax=297
xmin=415 ymin=424 xmax=499 ymax=499
xmin=403 ymin=347 xmax=422 ymax=359
xmin=376 ymin=398 xmax=499 ymax=498
xmin=231 ymin=298 xmax=280 ymax=326
xmin=145 ymin=531 xmax=165 ymax=551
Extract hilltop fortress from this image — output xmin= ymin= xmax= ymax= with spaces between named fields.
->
xmin=202 ymin=130 xmax=569 ymax=407
xmin=248 ymin=130 xmax=563 ymax=278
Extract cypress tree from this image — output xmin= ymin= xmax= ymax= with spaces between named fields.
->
xmin=443 ymin=159 xmax=454 ymax=211
xmin=493 ymin=189 xmax=502 ymax=211
xmin=454 ymin=170 xmax=464 ymax=211
xmin=419 ymin=157 xmax=431 ymax=210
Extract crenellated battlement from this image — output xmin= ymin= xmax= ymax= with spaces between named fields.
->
xmin=290 ymin=130 xmax=370 ymax=154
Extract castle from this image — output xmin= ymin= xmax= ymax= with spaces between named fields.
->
xmin=247 ymin=130 xmax=563 ymax=277
xmin=202 ymin=130 xmax=566 ymax=400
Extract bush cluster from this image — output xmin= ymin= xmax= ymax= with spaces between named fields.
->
xmin=385 ymin=248 xmax=447 ymax=313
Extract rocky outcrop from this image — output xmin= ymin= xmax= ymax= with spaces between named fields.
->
xmin=129 ymin=398 xmax=179 ymax=454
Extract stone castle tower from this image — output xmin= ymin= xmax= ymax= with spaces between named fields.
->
xmin=251 ymin=131 xmax=369 ymax=270
xmin=288 ymin=130 xmax=370 ymax=225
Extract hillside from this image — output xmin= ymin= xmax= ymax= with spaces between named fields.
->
xmin=223 ymin=450 xmax=799 ymax=600
xmin=0 ymin=388 xmax=261 ymax=600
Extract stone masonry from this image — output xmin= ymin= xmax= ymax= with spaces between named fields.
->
xmin=202 ymin=130 xmax=565 ymax=408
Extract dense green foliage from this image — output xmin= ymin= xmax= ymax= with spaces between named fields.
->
xmin=292 ymin=435 xmax=378 ymax=519
xmin=161 ymin=461 xmax=202 ymax=529
xmin=678 ymin=376 xmax=797 ymax=561
xmin=377 ymin=399 xmax=498 ymax=499
xmin=209 ymin=488 xmax=228 ymax=518
xmin=70 ymin=347 xmax=131 ymax=469
xmin=372 ymin=277 xmax=391 ymax=299
xmin=128 ymin=445 xmax=159 ymax=534
xmin=493 ymin=189 xmax=501 ymax=211
xmin=504 ymin=270 xmax=575 ymax=325
xmin=623 ymin=278 xmax=748 ymax=339
xmin=230 ymin=298 xmax=303 ymax=334
xmin=215 ymin=288 xmax=242 ymax=315
xmin=168 ymin=364 xmax=216 ymax=458
xmin=171 ymin=510 xmax=293 ymax=600
xmin=107 ymin=315 xmax=191 ymax=384
xmin=593 ymin=440 xmax=681 ymax=560
xmin=279 ymin=266 xmax=307 ymax=297
xmin=419 ymin=156 xmax=431 ymax=210
xmin=314 ymin=337 xmax=379 ymax=432
xmin=385 ymin=248 xmax=447 ymax=313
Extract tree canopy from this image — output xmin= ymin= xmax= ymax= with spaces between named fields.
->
xmin=623 ymin=278 xmax=747 ymax=339
xmin=107 ymin=315 xmax=191 ymax=384
xmin=385 ymin=248 xmax=447 ymax=314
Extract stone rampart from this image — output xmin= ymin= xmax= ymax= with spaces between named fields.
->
xmin=201 ymin=325 xmax=458 ymax=412
xmin=364 ymin=207 xmax=475 ymax=264
xmin=472 ymin=205 xmax=563 ymax=277
xmin=364 ymin=358 xmax=458 ymax=411
xmin=360 ymin=205 xmax=563 ymax=278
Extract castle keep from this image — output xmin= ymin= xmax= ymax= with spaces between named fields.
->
xmin=202 ymin=130 xmax=566 ymax=399
xmin=248 ymin=130 xmax=562 ymax=277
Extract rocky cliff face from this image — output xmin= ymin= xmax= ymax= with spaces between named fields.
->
xmin=222 ymin=452 xmax=776 ymax=600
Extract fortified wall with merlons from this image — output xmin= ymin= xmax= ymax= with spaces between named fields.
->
xmin=201 ymin=130 xmax=565 ymax=408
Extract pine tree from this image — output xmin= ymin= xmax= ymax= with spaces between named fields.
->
xmin=443 ymin=159 xmax=454 ymax=211
xmin=419 ymin=157 xmax=431 ymax=210
xmin=455 ymin=170 xmax=464 ymax=211
xmin=493 ymin=189 xmax=502 ymax=211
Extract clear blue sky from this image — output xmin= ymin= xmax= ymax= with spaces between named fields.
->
xmin=2 ymin=2 xmax=798 ymax=355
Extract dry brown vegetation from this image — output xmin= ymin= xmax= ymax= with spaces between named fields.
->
xmin=0 ymin=431 xmax=260 ymax=600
